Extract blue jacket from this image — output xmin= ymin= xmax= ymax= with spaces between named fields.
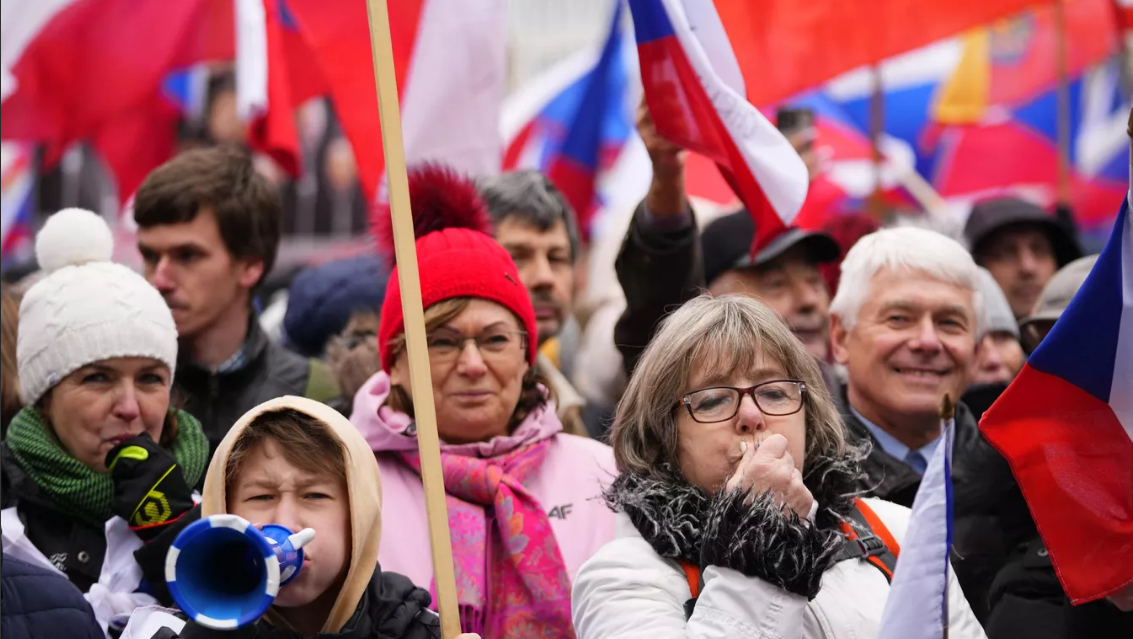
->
xmin=1 ymin=553 xmax=104 ymax=639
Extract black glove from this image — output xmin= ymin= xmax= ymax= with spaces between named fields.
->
xmin=106 ymin=433 xmax=194 ymax=541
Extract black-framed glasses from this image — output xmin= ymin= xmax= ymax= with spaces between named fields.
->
xmin=678 ymin=380 xmax=807 ymax=423
xmin=425 ymin=329 xmax=528 ymax=363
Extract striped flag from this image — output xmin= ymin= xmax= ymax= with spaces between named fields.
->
xmin=626 ymin=0 xmax=809 ymax=251
xmin=980 ymin=196 xmax=1133 ymax=603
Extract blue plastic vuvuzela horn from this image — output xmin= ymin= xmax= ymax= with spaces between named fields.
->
xmin=165 ymin=514 xmax=316 ymax=629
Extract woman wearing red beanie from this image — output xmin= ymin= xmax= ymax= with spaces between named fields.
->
xmin=351 ymin=166 xmax=617 ymax=639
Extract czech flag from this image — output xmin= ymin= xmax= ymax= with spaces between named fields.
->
xmin=980 ymin=195 xmax=1133 ymax=604
xmin=545 ymin=2 xmax=628 ymax=239
xmin=626 ymin=0 xmax=809 ymax=251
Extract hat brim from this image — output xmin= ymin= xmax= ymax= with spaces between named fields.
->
xmin=973 ymin=218 xmax=1082 ymax=268
xmin=731 ymin=229 xmax=842 ymax=270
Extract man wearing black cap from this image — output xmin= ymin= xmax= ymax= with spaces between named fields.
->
xmin=615 ymin=102 xmax=840 ymax=381
xmin=963 ymin=197 xmax=1082 ymax=319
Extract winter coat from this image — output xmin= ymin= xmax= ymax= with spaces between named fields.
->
xmin=612 ymin=202 xmax=842 ymax=394
xmin=1 ymin=553 xmax=104 ymax=639
xmin=121 ymin=569 xmax=440 ymax=639
xmin=572 ymin=496 xmax=986 ymax=639
xmin=350 ymin=372 xmax=619 ymax=591
xmin=0 ymin=444 xmax=174 ymax=636
xmin=983 ymin=534 xmax=1133 ymax=639
xmin=175 ymin=320 xmax=340 ymax=459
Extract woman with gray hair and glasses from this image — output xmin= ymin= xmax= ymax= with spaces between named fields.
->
xmin=571 ymin=294 xmax=985 ymax=638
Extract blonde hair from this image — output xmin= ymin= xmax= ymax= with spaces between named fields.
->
xmin=383 ymin=297 xmax=549 ymax=430
xmin=610 ymin=294 xmax=847 ymax=480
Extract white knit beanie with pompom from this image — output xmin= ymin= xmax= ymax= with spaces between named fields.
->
xmin=16 ymin=208 xmax=178 ymax=405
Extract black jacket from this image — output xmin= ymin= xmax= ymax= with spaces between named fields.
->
xmin=0 ymin=445 xmax=106 ymax=593
xmin=984 ymin=535 xmax=1133 ymax=639
xmin=176 ymin=321 xmax=339 ymax=460
xmin=151 ymin=568 xmax=440 ymax=639
xmin=1 ymin=444 xmax=189 ymax=602
xmin=0 ymin=553 xmax=104 ymax=639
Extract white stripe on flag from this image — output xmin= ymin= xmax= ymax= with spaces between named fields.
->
xmin=0 ymin=0 xmax=80 ymax=102
xmin=1109 ymin=199 xmax=1133 ymax=438
xmin=876 ymin=417 xmax=954 ymax=639
xmin=400 ymin=0 xmax=508 ymax=177
xmin=235 ymin=0 xmax=269 ymax=122
xmin=659 ymin=0 xmax=808 ymax=223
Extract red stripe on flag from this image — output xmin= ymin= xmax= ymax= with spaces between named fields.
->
xmin=980 ymin=363 xmax=1133 ymax=603
xmin=251 ymin=1 xmax=302 ymax=176
xmin=637 ymin=37 xmax=785 ymax=250
xmin=547 ymin=155 xmax=597 ymax=236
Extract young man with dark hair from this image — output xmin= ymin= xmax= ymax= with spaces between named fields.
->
xmin=134 ymin=146 xmax=339 ymax=456
xmin=124 ymin=397 xmax=482 ymax=639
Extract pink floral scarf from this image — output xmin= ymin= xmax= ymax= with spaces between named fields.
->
xmin=398 ymin=439 xmax=575 ymax=639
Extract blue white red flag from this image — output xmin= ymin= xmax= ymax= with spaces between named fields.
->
xmin=980 ymin=196 xmax=1133 ymax=604
xmin=626 ymin=0 xmax=809 ymax=251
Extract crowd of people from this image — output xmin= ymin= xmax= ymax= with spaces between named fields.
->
xmin=0 ymin=103 xmax=1130 ymax=639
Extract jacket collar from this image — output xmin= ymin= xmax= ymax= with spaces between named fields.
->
xmin=179 ymin=316 xmax=270 ymax=376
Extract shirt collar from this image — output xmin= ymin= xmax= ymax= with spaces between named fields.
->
xmin=850 ymin=405 xmax=940 ymax=472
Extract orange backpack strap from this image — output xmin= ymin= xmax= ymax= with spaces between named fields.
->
xmin=679 ymin=559 xmax=701 ymax=598
xmin=837 ymin=498 xmax=900 ymax=582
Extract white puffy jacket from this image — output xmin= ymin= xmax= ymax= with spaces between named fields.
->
xmin=572 ymin=498 xmax=986 ymax=639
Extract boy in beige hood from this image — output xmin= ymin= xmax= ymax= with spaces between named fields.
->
xmin=125 ymin=396 xmax=479 ymax=639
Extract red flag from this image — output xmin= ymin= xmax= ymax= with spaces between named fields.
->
xmin=2 ymin=0 xmax=233 ymax=201
xmin=713 ymin=0 xmax=1044 ymax=105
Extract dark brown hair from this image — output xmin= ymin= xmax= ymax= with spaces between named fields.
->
xmin=133 ymin=144 xmax=281 ymax=286
xmin=2 ymin=283 xmax=23 ymax=435
xmin=225 ymin=408 xmax=348 ymax=489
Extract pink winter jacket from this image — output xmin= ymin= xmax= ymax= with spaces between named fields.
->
xmin=350 ymin=372 xmax=619 ymax=591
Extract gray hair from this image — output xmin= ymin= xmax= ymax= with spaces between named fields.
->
xmin=478 ymin=170 xmax=580 ymax=261
xmin=610 ymin=294 xmax=848 ymax=481
xmin=829 ymin=226 xmax=989 ymax=337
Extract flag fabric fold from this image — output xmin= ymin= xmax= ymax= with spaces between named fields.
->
xmin=545 ymin=2 xmax=627 ymax=239
xmin=626 ymin=0 xmax=809 ymax=251
xmin=980 ymin=197 xmax=1133 ymax=604
xmin=876 ymin=415 xmax=955 ymax=639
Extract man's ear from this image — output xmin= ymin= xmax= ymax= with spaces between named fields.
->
xmin=237 ymin=259 xmax=266 ymax=290
xmin=830 ymin=313 xmax=852 ymax=366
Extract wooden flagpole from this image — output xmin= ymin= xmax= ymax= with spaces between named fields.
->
xmin=869 ymin=65 xmax=887 ymax=220
xmin=1054 ymin=0 xmax=1072 ymax=206
xmin=363 ymin=1 xmax=461 ymax=637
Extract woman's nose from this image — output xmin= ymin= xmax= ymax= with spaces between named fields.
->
xmin=112 ymin=385 xmax=141 ymax=422
xmin=734 ymin=393 xmax=765 ymax=434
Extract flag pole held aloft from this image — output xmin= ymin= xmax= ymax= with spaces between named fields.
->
xmin=363 ymin=1 xmax=461 ymax=636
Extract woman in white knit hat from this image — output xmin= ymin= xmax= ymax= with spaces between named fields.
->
xmin=1 ymin=209 xmax=210 ymax=635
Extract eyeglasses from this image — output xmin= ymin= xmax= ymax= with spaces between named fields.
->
xmin=678 ymin=380 xmax=807 ymax=423
xmin=426 ymin=329 xmax=528 ymax=363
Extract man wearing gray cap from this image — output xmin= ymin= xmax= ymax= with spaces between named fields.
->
xmin=1017 ymin=255 xmax=1099 ymax=354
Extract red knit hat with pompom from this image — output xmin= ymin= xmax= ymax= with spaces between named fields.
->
xmin=373 ymin=164 xmax=537 ymax=372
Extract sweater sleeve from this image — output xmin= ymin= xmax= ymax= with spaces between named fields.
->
xmin=571 ymin=536 xmax=810 ymax=639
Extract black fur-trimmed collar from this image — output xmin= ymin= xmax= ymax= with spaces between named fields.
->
xmin=605 ymin=449 xmax=865 ymax=599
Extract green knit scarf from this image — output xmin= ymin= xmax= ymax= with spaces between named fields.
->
xmin=6 ymin=407 xmax=209 ymax=528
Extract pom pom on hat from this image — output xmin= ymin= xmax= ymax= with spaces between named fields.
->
xmin=35 ymin=208 xmax=114 ymax=272
xmin=371 ymin=164 xmax=491 ymax=269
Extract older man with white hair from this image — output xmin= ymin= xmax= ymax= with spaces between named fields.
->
xmin=829 ymin=226 xmax=988 ymax=505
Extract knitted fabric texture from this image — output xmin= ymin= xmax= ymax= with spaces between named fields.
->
xmin=398 ymin=439 xmax=574 ymax=639
xmin=5 ymin=407 xmax=209 ymax=527
xmin=17 ymin=209 xmax=178 ymax=404
xmin=378 ymin=227 xmax=538 ymax=371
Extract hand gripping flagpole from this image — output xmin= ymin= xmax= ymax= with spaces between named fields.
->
xmin=363 ymin=2 xmax=461 ymax=637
